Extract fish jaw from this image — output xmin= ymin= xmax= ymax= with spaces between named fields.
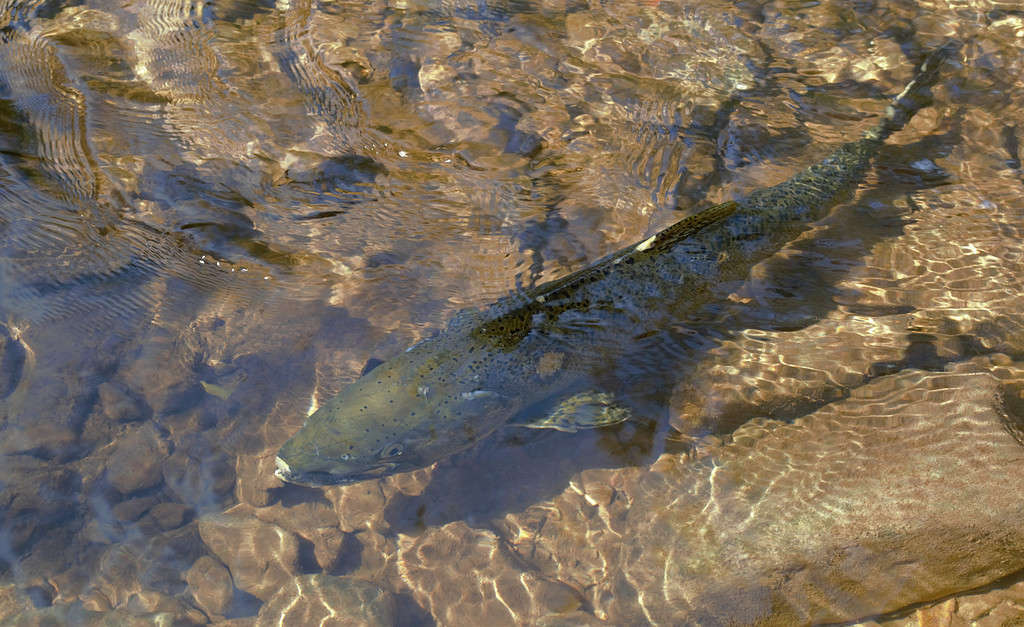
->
xmin=273 ymin=454 xmax=402 ymax=487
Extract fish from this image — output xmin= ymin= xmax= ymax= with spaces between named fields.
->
xmin=275 ymin=43 xmax=957 ymax=487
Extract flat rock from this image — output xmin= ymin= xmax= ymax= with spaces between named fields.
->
xmin=197 ymin=504 xmax=300 ymax=601
xmin=255 ymin=575 xmax=396 ymax=627
xmin=506 ymin=358 xmax=1024 ymax=624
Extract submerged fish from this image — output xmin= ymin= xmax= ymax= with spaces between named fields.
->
xmin=275 ymin=45 xmax=956 ymax=487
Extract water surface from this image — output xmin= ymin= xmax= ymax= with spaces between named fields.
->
xmin=1 ymin=0 xmax=1023 ymax=624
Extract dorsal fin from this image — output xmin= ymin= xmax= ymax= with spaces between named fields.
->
xmin=471 ymin=201 xmax=738 ymax=350
xmin=527 ymin=200 xmax=738 ymax=300
xmin=625 ymin=200 xmax=738 ymax=256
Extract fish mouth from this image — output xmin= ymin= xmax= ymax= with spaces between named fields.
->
xmin=274 ymin=456 xmax=399 ymax=487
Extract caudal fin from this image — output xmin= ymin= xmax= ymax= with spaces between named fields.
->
xmin=865 ymin=41 xmax=960 ymax=142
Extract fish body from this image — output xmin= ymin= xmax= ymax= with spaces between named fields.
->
xmin=275 ymin=45 xmax=955 ymax=487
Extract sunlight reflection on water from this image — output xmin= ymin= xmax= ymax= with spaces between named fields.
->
xmin=0 ymin=0 xmax=1023 ymax=624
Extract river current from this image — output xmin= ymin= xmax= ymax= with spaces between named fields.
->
xmin=0 ymin=1 xmax=1022 ymax=625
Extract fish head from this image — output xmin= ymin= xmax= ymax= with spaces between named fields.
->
xmin=274 ymin=341 xmax=515 ymax=487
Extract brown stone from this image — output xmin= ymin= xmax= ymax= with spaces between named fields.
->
xmin=234 ymin=454 xmax=281 ymax=507
xmin=917 ymin=598 xmax=957 ymax=627
xmin=98 ymin=381 xmax=147 ymax=422
xmin=1001 ymin=580 xmax=1024 ymax=604
xmin=387 ymin=467 xmax=433 ymax=497
xmin=162 ymin=445 xmax=235 ymax=505
xmin=117 ymin=327 xmax=195 ymax=417
xmin=974 ymin=601 xmax=1024 ymax=627
xmin=956 ymin=591 xmax=997 ymax=622
xmin=349 ymin=529 xmax=398 ymax=582
xmin=112 ymin=497 xmax=158 ymax=522
xmin=255 ymin=575 xmax=396 ymax=627
xmin=147 ymin=503 xmax=191 ymax=530
xmin=82 ymin=517 xmax=120 ymax=545
xmin=185 ymin=555 xmax=234 ymax=618
xmin=94 ymin=544 xmax=141 ymax=609
xmin=124 ymin=590 xmax=190 ymax=616
xmin=250 ymin=499 xmax=338 ymax=534
xmin=106 ymin=423 xmax=170 ymax=494
xmin=80 ymin=589 xmax=113 ymax=613
xmin=138 ymin=525 xmax=204 ymax=594
xmin=198 ymin=504 xmax=300 ymax=601
xmin=307 ymin=526 xmax=348 ymax=572
xmin=49 ymin=560 xmax=104 ymax=608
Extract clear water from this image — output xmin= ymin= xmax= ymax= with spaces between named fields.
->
xmin=0 ymin=0 xmax=1022 ymax=624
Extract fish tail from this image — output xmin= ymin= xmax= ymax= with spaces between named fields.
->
xmin=865 ymin=41 xmax=960 ymax=143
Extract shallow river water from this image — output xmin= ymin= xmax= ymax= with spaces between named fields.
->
xmin=1 ymin=0 xmax=1023 ymax=625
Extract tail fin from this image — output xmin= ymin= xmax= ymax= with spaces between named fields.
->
xmin=865 ymin=41 xmax=960 ymax=142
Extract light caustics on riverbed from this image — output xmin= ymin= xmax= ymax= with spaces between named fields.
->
xmin=0 ymin=1 xmax=1022 ymax=625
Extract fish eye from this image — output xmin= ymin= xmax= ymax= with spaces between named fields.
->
xmin=380 ymin=443 xmax=404 ymax=458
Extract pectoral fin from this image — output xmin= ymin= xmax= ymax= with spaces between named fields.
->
xmin=516 ymin=391 xmax=632 ymax=433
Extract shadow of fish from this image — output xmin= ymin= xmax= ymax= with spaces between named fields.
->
xmin=275 ymin=43 xmax=959 ymax=487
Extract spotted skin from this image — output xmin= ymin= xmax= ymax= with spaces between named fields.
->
xmin=274 ymin=45 xmax=956 ymax=487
